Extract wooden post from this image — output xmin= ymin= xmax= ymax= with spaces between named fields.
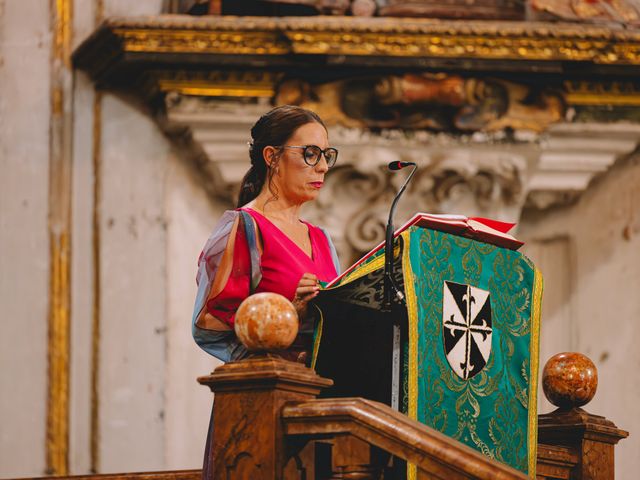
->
xmin=538 ymin=409 xmax=628 ymax=480
xmin=538 ymin=352 xmax=628 ymax=480
xmin=198 ymin=355 xmax=332 ymax=480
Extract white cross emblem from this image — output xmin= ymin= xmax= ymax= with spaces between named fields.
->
xmin=442 ymin=281 xmax=493 ymax=380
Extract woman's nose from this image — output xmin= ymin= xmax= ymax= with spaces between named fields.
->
xmin=316 ymin=155 xmax=329 ymax=172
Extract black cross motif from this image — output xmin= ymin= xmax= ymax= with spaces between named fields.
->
xmin=444 ymin=285 xmax=492 ymax=379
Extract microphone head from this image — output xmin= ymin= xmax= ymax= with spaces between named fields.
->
xmin=388 ymin=161 xmax=416 ymax=171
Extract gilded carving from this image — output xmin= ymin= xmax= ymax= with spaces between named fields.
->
xmin=117 ymin=28 xmax=289 ymax=55
xmin=157 ymin=70 xmax=282 ymax=97
xmin=277 ymin=74 xmax=564 ymax=132
xmin=285 ymin=30 xmax=640 ymax=63
xmin=565 ymin=80 xmax=640 ymax=106
xmin=73 ymin=16 xmax=640 ymax=68
xmin=48 ymin=0 xmax=73 ymax=475
xmin=47 ymin=233 xmax=71 ymax=475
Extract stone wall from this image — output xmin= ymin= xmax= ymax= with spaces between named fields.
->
xmin=0 ymin=0 xmax=51 ymax=475
xmin=0 ymin=0 xmax=224 ymax=475
xmin=520 ymin=153 xmax=640 ymax=477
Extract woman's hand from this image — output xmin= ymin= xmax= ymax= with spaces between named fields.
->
xmin=292 ymin=273 xmax=320 ymax=319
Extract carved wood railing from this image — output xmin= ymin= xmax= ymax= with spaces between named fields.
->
xmin=12 ymin=354 xmax=626 ymax=480
xmin=197 ymin=352 xmax=627 ymax=480
xmin=281 ymin=397 xmax=528 ymax=479
xmin=198 ymin=354 xmax=528 ymax=479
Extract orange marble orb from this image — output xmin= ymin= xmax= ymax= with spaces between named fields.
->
xmin=234 ymin=293 xmax=299 ymax=352
xmin=542 ymin=352 xmax=598 ymax=409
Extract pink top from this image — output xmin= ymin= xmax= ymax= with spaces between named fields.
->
xmin=204 ymin=208 xmax=339 ymax=328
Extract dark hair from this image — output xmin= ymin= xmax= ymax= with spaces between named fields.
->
xmin=237 ymin=105 xmax=326 ymax=207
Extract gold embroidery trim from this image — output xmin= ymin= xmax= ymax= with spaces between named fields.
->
xmin=310 ymin=304 xmax=323 ymax=371
xmin=528 ymin=267 xmax=543 ymax=478
xmin=325 ymin=244 xmax=401 ymax=288
xmin=401 ymin=230 xmax=419 ymax=480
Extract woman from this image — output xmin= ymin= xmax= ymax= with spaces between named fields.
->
xmin=192 ymin=105 xmax=341 ymax=363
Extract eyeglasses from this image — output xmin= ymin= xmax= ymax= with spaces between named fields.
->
xmin=277 ymin=145 xmax=338 ymax=168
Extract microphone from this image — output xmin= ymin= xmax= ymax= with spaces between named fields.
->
xmin=388 ymin=161 xmax=416 ymax=171
xmin=384 ymin=161 xmax=418 ymax=311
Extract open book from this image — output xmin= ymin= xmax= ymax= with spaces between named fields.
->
xmin=326 ymin=213 xmax=523 ymax=288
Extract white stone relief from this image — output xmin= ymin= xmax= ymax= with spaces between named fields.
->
xmin=162 ymin=97 xmax=640 ymax=264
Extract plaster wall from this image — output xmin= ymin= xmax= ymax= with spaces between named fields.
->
xmin=70 ymin=0 xmax=169 ymax=474
xmin=97 ymin=93 xmax=171 ymax=472
xmin=519 ymin=153 xmax=640 ymax=479
xmin=0 ymin=0 xmax=52 ymax=475
xmin=69 ymin=71 xmax=96 ymax=474
xmin=164 ymin=155 xmax=228 ymax=469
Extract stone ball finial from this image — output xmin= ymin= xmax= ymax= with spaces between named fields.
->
xmin=234 ymin=293 xmax=299 ymax=352
xmin=542 ymin=352 xmax=598 ymax=409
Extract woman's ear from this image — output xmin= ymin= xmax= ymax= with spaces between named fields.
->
xmin=262 ymin=145 xmax=277 ymax=168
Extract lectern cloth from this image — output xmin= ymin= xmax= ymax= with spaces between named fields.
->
xmin=312 ymin=226 xmax=542 ymax=478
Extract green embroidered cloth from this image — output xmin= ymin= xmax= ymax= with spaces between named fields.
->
xmin=312 ymin=226 xmax=542 ymax=478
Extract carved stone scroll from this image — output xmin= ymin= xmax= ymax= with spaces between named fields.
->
xmin=162 ymin=97 xmax=640 ymax=265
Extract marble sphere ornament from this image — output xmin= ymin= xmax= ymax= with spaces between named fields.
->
xmin=234 ymin=293 xmax=299 ymax=352
xmin=542 ymin=352 xmax=598 ymax=409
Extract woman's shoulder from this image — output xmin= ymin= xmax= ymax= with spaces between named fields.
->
xmin=209 ymin=209 xmax=241 ymax=234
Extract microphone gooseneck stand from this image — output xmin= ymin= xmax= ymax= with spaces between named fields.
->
xmin=384 ymin=161 xmax=418 ymax=413
xmin=384 ymin=161 xmax=418 ymax=311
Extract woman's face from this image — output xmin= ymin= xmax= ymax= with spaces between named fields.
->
xmin=266 ymin=122 xmax=331 ymax=205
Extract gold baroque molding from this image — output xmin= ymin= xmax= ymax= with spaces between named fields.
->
xmin=565 ymin=80 xmax=640 ymax=105
xmin=117 ymin=28 xmax=289 ymax=55
xmin=88 ymin=16 xmax=640 ymax=64
xmin=47 ymin=0 xmax=73 ymax=475
xmin=156 ymin=70 xmax=281 ymax=97
xmin=53 ymin=0 xmax=73 ymax=68
xmin=286 ymin=31 xmax=640 ymax=63
xmin=47 ymin=233 xmax=71 ymax=475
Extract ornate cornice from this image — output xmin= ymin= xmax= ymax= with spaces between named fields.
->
xmin=114 ymin=26 xmax=288 ymax=55
xmin=73 ymin=15 xmax=640 ymax=84
xmin=282 ymin=21 xmax=640 ymax=63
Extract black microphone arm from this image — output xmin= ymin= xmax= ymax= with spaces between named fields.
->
xmin=384 ymin=161 xmax=418 ymax=311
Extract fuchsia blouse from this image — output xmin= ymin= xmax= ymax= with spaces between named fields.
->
xmin=192 ymin=208 xmax=340 ymax=361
